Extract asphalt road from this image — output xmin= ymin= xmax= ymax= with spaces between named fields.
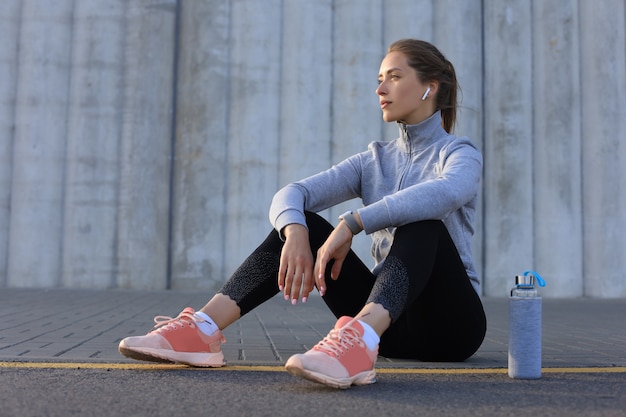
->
xmin=1 ymin=366 xmax=625 ymax=417
xmin=2 ymin=290 xmax=625 ymax=416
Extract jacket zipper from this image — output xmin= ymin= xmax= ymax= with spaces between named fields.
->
xmin=398 ymin=123 xmax=412 ymax=191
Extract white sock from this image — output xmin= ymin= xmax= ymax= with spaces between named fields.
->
xmin=194 ymin=311 xmax=220 ymax=336
xmin=358 ymin=320 xmax=380 ymax=350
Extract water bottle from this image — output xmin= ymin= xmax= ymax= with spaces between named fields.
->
xmin=508 ymin=270 xmax=546 ymax=379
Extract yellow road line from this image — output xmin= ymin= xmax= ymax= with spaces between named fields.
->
xmin=1 ymin=362 xmax=625 ymax=374
xmin=377 ymin=367 xmax=626 ymax=374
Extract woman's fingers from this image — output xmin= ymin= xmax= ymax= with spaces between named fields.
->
xmin=330 ymin=257 xmax=344 ymax=281
xmin=314 ymin=255 xmax=328 ymax=296
xmin=279 ymin=222 xmax=353 ymax=302
xmin=300 ymin=267 xmax=315 ymax=302
xmin=279 ymin=224 xmax=314 ymax=304
xmin=277 ymin=259 xmax=287 ymax=292
xmin=315 ymin=223 xmax=353 ymax=292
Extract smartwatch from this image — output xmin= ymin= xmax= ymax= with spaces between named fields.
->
xmin=339 ymin=210 xmax=363 ymax=235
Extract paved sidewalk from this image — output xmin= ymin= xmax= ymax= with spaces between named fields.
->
xmin=0 ymin=288 xmax=625 ymax=369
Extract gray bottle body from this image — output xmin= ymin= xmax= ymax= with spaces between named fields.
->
xmin=508 ymin=274 xmax=542 ymax=379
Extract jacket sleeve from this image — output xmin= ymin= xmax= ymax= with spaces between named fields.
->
xmin=268 ymin=153 xmax=364 ymax=238
xmin=358 ymin=139 xmax=482 ymax=234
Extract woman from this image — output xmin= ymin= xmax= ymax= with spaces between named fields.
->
xmin=119 ymin=39 xmax=487 ymax=389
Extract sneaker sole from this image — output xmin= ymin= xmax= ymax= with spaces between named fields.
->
xmin=118 ymin=345 xmax=175 ymax=364
xmin=118 ymin=343 xmax=226 ymax=368
xmin=285 ymin=363 xmax=376 ymax=389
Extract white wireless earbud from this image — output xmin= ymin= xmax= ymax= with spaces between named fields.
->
xmin=421 ymin=87 xmax=431 ymax=101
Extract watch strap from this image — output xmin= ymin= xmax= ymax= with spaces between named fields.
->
xmin=339 ymin=211 xmax=363 ymax=235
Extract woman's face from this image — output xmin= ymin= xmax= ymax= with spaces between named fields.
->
xmin=376 ymin=51 xmax=434 ymax=125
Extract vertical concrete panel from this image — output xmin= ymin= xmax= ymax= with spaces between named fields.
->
xmin=331 ymin=0 xmax=383 ymax=266
xmin=580 ymin=0 xmax=626 ymax=297
xmin=279 ymin=0 xmax=333 ymax=186
xmin=278 ymin=0 xmax=335 ymax=252
xmin=382 ymin=0 xmax=433 ymax=141
xmin=224 ymin=0 xmax=282 ymax=275
xmin=332 ymin=0 xmax=383 ymax=164
xmin=170 ymin=0 xmax=231 ymax=290
xmin=483 ymin=1 xmax=533 ymax=296
xmin=8 ymin=0 xmax=74 ymax=287
xmin=433 ymin=0 xmax=483 ymax=143
xmin=0 ymin=0 xmax=21 ymax=287
xmin=62 ymin=0 xmax=126 ymax=288
xmin=383 ymin=0 xmax=433 ymax=44
xmin=434 ymin=0 xmax=485 ymax=291
xmin=116 ymin=0 xmax=177 ymax=289
xmin=532 ymin=1 xmax=582 ymax=297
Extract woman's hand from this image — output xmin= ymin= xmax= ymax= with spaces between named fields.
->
xmin=278 ymin=224 xmax=315 ymax=304
xmin=314 ymin=222 xmax=354 ymax=296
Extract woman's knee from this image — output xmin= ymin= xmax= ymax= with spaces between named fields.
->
xmin=393 ymin=219 xmax=446 ymax=241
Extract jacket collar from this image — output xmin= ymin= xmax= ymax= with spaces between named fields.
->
xmin=396 ymin=111 xmax=447 ymax=153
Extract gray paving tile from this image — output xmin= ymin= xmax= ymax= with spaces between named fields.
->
xmin=0 ymin=289 xmax=624 ymax=369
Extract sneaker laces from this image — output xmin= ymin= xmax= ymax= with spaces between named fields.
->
xmin=151 ymin=308 xmax=198 ymax=333
xmin=314 ymin=317 xmax=365 ymax=358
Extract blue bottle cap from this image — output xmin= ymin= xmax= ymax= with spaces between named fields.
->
xmin=521 ymin=270 xmax=547 ymax=287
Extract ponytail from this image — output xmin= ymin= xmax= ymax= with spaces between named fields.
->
xmin=438 ymin=60 xmax=458 ymax=133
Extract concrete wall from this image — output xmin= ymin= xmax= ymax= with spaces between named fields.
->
xmin=1 ymin=0 xmax=624 ymax=297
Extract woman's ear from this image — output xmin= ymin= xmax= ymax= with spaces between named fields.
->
xmin=421 ymin=81 xmax=439 ymax=101
xmin=428 ymin=81 xmax=439 ymax=97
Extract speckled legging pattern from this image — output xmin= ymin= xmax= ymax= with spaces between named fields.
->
xmin=366 ymin=255 xmax=410 ymax=322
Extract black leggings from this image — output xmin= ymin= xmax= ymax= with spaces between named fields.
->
xmin=218 ymin=212 xmax=486 ymax=362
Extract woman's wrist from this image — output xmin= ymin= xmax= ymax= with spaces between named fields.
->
xmin=282 ymin=223 xmax=308 ymax=239
xmin=338 ymin=211 xmax=363 ymax=235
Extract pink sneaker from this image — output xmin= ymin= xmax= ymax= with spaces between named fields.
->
xmin=285 ymin=316 xmax=378 ymax=389
xmin=118 ymin=307 xmax=226 ymax=367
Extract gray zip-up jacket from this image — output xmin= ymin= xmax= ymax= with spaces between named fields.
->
xmin=269 ymin=111 xmax=482 ymax=291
